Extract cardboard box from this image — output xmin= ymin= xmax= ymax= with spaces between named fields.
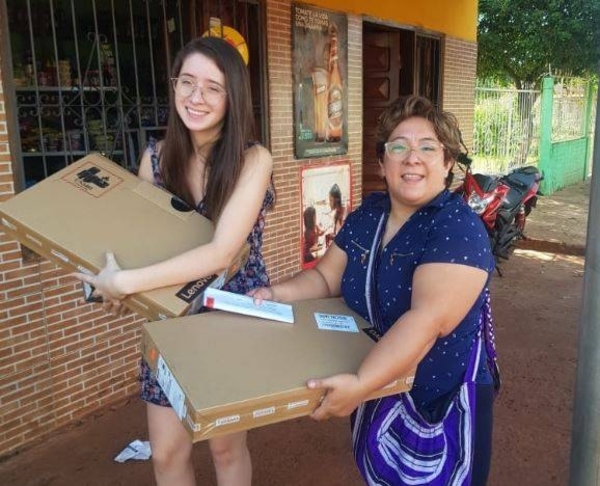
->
xmin=141 ymin=297 xmax=415 ymax=442
xmin=0 ymin=153 xmax=247 ymax=321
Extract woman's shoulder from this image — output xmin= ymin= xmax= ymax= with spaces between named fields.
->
xmin=244 ymin=142 xmax=273 ymax=171
xmin=356 ymin=192 xmax=388 ymax=212
xmin=344 ymin=192 xmax=387 ymax=224
xmin=244 ymin=141 xmax=270 ymax=157
xmin=436 ymin=192 xmax=486 ymax=225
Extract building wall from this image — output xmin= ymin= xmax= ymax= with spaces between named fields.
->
xmin=303 ymin=0 xmax=478 ymax=41
xmin=263 ymin=0 xmax=363 ymax=283
xmin=443 ymin=36 xmax=478 ymax=152
xmin=0 ymin=0 xmax=477 ymax=456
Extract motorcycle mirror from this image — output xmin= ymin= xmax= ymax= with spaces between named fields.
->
xmin=457 ymin=153 xmax=472 ymax=167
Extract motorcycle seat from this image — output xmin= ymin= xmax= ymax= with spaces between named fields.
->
xmin=473 ymin=173 xmax=499 ymax=192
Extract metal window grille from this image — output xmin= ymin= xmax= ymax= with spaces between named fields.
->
xmin=6 ymin=0 xmax=265 ymax=187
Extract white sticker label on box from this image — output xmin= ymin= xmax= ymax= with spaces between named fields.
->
xmin=76 ymin=265 xmax=93 ymax=274
xmin=287 ymin=399 xmax=309 ymax=410
xmin=25 ymin=234 xmax=42 ymax=247
xmin=156 ymin=355 xmax=186 ymax=420
xmin=1 ymin=218 xmax=17 ymax=231
xmin=314 ymin=313 xmax=359 ymax=333
xmin=253 ymin=407 xmax=276 ymax=419
xmin=215 ymin=415 xmax=240 ymax=427
xmin=186 ymin=414 xmax=201 ymax=432
xmin=50 ymin=249 xmax=70 ymax=263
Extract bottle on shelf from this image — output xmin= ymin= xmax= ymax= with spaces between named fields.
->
xmin=24 ymin=49 xmax=34 ymax=85
xmin=326 ymin=24 xmax=343 ymax=143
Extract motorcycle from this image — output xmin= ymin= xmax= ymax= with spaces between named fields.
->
xmin=454 ymin=155 xmax=543 ymax=275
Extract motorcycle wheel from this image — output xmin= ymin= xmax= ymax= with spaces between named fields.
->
xmin=493 ymin=222 xmax=520 ymax=260
xmin=524 ymin=196 xmax=537 ymax=216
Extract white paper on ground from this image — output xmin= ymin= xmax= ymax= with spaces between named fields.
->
xmin=114 ymin=439 xmax=152 ymax=463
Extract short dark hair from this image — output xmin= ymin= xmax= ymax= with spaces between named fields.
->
xmin=375 ymin=96 xmax=464 ymax=161
xmin=375 ymin=95 xmax=464 ymax=187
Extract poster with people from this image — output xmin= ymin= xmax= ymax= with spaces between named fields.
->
xmin=292 ymin=3 xmax=348 ymax=159
xmin=300 ymin=163 xmax=351 ymax=268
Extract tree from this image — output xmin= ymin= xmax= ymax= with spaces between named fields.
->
xmin=478 ymin=0 xmax=600 ymax=89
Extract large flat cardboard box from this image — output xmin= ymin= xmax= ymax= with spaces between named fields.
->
xmin=141 ymin=297 xmax=416 ymax=442
xmin=0 ymin=153 xmax=246 ymax=321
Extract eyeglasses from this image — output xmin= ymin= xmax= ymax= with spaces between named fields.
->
xmin=170 ymin=76 xmax=227 ymax=104
xmin=384 ymin=139 xmax=444 ymax=163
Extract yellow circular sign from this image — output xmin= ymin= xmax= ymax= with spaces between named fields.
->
xmin=202 ymin=26 xmax=249 ymax=65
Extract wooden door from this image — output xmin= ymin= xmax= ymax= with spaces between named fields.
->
xmin=362 ymin=31 xmax=400 ymax=197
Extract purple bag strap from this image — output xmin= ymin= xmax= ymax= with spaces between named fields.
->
xmin=482 ymin=288 xmax=501 ymax=393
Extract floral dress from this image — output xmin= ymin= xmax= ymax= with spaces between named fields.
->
xmin=139 ymin=139 xmax=275 ymax=406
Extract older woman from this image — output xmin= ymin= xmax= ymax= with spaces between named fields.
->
xmin=251 ymin=95 xmax=498 ymax=485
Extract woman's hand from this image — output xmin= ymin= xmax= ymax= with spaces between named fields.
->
xmin=73 ymin=251 xmax=127 ymax=302
xmin=308 ymin=373 xmax=367 ymax=421
xmin=247 ymin=286 xmax=275 ymax=304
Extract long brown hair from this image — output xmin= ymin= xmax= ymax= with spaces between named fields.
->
xmin=160 ymin=36 xmax=255 ymax=220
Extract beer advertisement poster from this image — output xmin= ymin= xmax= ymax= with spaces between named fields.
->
xmin=300 ymin=162 xmax=351 ymax=269
xmin=292 ymin=4 xmax=348 ymax=159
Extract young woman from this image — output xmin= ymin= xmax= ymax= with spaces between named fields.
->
xmin=302 ymin=205 xmax=325 ymax=263
xmin=251 ymin=96 xmax=497 ymax=485
xmin=328 ymin=183 xmax=346 ymax=236
xmin=76 ymin=37 xmax=274 ymax=486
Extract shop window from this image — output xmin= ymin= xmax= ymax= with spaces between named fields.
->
xmin=5 ymin=0 xmax=267 ymax=189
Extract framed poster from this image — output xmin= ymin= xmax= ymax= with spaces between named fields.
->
xmin=300 ymin=163 xmax=352 ymax=269
xmin=293 ymin=3 xmax=348 ymax=159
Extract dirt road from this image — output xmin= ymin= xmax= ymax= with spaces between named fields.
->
xmin=0 ymin=181 xmax=590 ymax=485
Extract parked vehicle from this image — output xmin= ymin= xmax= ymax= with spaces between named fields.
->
xmin=454 ymin=155 xmax=543 ymax=274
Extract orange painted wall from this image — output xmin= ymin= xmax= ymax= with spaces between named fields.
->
xmin=299 ymin=0 xmax=478 ymax=41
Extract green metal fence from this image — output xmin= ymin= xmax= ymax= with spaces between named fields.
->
xmin=539 ymin=76 xmax=596 ymax=194
xmin=472 ymin=86 xmax=540 ymax=174
xmin=472 ymin=76 xmax=597 ymax=196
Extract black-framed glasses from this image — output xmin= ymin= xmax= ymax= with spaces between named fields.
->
xmin=384 ymin=139 xmax=444 ymax=163
xmin=170 ymin=76 xmax=227 ymax=104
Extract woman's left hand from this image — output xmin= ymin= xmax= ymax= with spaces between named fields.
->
xmin=308 ymin=373 xmax=366 ymax=421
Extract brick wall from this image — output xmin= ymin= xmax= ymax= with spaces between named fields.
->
xmin=0 ymin=3 xmax=477 ymax=457
xmin=263 ymin=0 xmax=363 ymax=283
xmin=442 ymin=36 xmax=478 ymax=153
xmin=0 ymin=57 xmax=145 ymax=456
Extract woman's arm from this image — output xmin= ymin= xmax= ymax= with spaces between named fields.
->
xmin=309 ymin=262 xmax=489 ymax=420
xmin=76 ymin=144 xmax=273 ymax=300
xmin=250 ymin=242 xmax=347 ymax=303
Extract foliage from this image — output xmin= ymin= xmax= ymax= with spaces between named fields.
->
xmin=478 ymin=0 xmax=600 ymax=89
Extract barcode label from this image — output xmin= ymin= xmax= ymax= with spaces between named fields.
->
xmin=156 ymin=355 xmax=186 ymax=419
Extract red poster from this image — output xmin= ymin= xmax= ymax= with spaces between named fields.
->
xmin=300 ymin=162 xmax=352 ymax=268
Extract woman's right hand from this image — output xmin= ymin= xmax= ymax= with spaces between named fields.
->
xmin=247 ymin=287 xmax=275 ymax=304
xmin=73 ymin=251 xmax=127 ymax=302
